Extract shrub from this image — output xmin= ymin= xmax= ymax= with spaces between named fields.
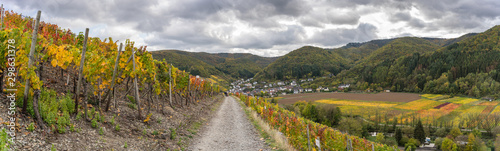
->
xmin=70 ymin=124 xmax=75 ymax=132
xmin=152 ymin=130 xmax=158 ymax=136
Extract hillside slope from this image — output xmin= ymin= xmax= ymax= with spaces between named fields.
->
xmin=152 ymin=50 xmax=277 ymax=79
xmin=254 ymin=46 xmax=350 ymax=81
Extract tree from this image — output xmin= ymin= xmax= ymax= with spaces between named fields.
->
xmin=396 ymin=128 xmax=403 ymax=146
xmin=393 ymin=117 xmax=398 ymax=132
xmin=376 ymin=133 xmax=385 ymax=143
xmin=405 ymin=138 xmax=419 ymax=151
xmin=338 ymin=117 xmax=363 ymax=137
xmin=414 ymin=120 xmax=425 ymax=145
xmin=442 ymin=138 xmax=458 ymax=151
xmin=435 ymin=127 xmax=448 ymax=137
xmin=449 ymin=127 xmax=462 ymax=139
xmin=465 ymin=133 xmax=477 ymax=151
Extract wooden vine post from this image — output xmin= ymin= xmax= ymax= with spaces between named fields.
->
xmin=105 ymin=43 xmax=122 ymax=111
xmin=169 ymin=64 xmax=172 ymax=106
xmin=22 ymin=10 xmax=41 ymax=114
xmin=132 ymin=48 xmax=142 ymax=119
xmin=75 ymin=28 xmax=89 ymax=116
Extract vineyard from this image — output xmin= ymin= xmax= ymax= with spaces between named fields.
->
xmin=0 ymin=9 xmax=225 ymax=150
xmin=307 ymin=93 xmax=500 ymax=129
xmin=235 ymin=93 xmax=399 ymax=151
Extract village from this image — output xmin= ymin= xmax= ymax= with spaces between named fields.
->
xmin=228 ymin=78 xmax=351 ymax=97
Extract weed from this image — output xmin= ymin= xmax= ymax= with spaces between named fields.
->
xmin=115 ymin=124 xmax=120 ymax=131
xmin=70 ymin=124 xmax=75 ymax=132
xmin=57 ymin=124 xmax=66 ymax=134
xmin=143 ymin=128 xmax=147 ymax=135
xmin=124 ymin=142 xmax=128 ymax=148
xmin=51 ymin=144 xmax=56 ymax=151
xmin=99 ymin=127 xmax=104 ymax=135
xmin=170 ymin=128 xmax=176 ymax=140
xmin=152 ymin=130 xmax=158 ymax=136
xmin=127 ymin=103 xmax=136 ymax=110
xmin=91 ymin=118 xmax=98 ymax=128
xmin=27 ymin=123 xmax=35 ymax=132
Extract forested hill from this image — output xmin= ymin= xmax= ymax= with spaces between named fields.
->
xmin=329 ymin=25 xmax=500 ymax=98
xmin=253 ymin=46 xmax=350 ymax=81
xmin=151 ymin=50 xmax=277 ymax=79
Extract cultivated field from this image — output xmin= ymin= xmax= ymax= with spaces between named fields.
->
xmin=277 ymin=92 xmax=421 ymax=104
xmin=277 ymin=93 xmax=499 ymax=127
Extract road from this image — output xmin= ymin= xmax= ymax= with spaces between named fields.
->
xmin=189 ymin=97 xmax=269 ymax=151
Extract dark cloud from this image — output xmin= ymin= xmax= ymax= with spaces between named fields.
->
xmin=7 ymin=0 xmax=500 ymax=57
xmin=308 ymin=23 xmax=378 ymax=46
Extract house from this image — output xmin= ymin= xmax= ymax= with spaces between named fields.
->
xmin=338 ymin=84 xmax=350 ymax=89
xmin=300 ymin=79 xmax=306 ymax=82
xmin=323 ymin=87 xmax=329 ymax=92
xmin=290 ymin=81 xmax=297 ymax=86
xmin=385 ymin=90 xmax=390 ymax=93
xmin=306 ymin=88 xmax=313 ymax=92
xmin=277 ymin=81 xmax=285 ymax=86
xmin=307 ymin=78 xmax=314 ymax=82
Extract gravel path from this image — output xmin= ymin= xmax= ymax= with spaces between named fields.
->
xmin=189 ymin=97 xmax=269 ymax=151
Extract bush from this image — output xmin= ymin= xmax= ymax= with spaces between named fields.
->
xmin=435 ymin=137 xmax=444 ymax=150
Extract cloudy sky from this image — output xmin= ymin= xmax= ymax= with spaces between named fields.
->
xmin=4 ymin=0 xmax=500 ymax=57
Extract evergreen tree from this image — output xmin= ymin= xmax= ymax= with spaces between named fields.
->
xmin=414 ymin=120 xmax=425 ymax=145
xmin=396 ymin=128 xmax=403 ymax=146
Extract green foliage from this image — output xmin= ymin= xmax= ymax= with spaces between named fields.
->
xmin=338 ymin=117 xmax=363 ymax=137
xmin=170 ymin=128 xmax=176 ymax=140
xmin=127 ymin=103 xmax=137 ymax=110
xmin=465 ymin=133 xmax=477 ymax=151
xmin=57 ymin=124 xmax=66 ymax=134
xmin=414 ymin=120 xmax=425 ymax=145
xmin=75 ymin=112 xmax=82 ymax=121
xmin=99 ymin=127 xmax=104 ymax=135
xmin=27 ymin=123 xmax=35 ymax=132
xmin=376 ymin=133 xmax=385 ymax=143
xmin=255 ymin=46 xmax=350 ymax=80
xmin=51 ymin=144 xmax=56 ymax=151
xmin=143 ymin=128 xmax=147 ymax=135
xmin=124 ymin=142 xmax=128 ymax=148
xmin=449 ymin=127 xmax=462 ymax=138
xmin=115 ymin=124 xmax=120 ymax=131
xmin=395 ymin=128 xmax=403 ymax=146
xmin=110 ymin=115 xmax=116 ymax=125
xmin=152 ymin=130 xmax=158 ymax=136
xmin=435 ymin=127 xmax=448 ymax=137
xmin=435 ymin=137 xmax=444 ymax=150
xmin=442 ymin=138 xmax=458 ymax=151
xmin=0 ymin=128 xmax=10 ymax=151
xmin=70 ymin=124 xmax=75 ymax=132
xmin=91 ymin=118 xmax=98 ymax=129
xmin=127 ymin=95 xmax=136 ymax=104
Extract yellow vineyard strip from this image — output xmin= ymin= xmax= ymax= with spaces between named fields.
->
xmin=394 ymin=99 xmax=441 ymax=110
xmin=442 ymin=97 xmax=479 ymax=104
xmin=316 ymin=99 xmax=397 ymax=108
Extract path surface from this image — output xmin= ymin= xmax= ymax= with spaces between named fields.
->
xmin=189 ymin=97 xmax=269 ymax=151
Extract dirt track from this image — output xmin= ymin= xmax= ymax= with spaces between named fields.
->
xmin=189 ymin=97 xmax=269 ymax=151
xmin=278 ymin=92 xmax=421 ymax=104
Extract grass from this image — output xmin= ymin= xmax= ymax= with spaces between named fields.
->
xmin=235 ymin=96 xmax=296 ymax=151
